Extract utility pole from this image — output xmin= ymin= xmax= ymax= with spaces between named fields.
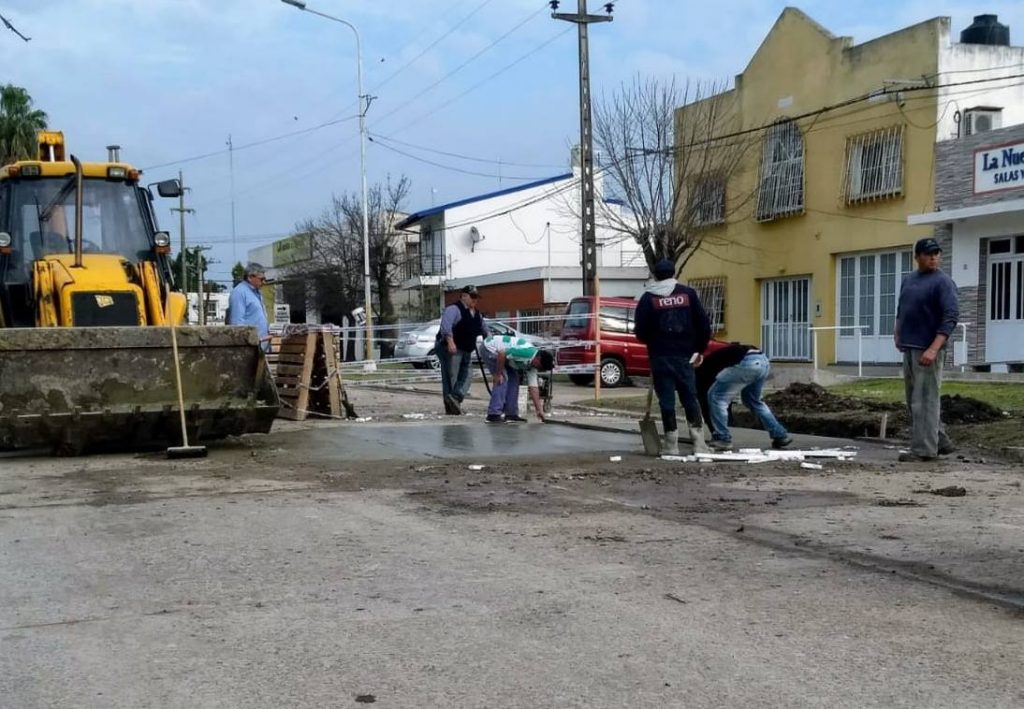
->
xmin=552 ymin=0 xmax=612 ymax=297
xmin=170 ymin=170 xmax=195 ymax=319
xmin=194 ymin=246 xmax=211 ymax=325
xmin=227 ymin=135 xmax=237 ymax=265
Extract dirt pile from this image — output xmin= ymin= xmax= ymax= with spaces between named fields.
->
xmin=730 ymin=382 xmax=904 ymax=439
xmin=940 ymin=394 xmax=1005 ymax=424
xmin=765 ymin=382 xmax=900 ymax=414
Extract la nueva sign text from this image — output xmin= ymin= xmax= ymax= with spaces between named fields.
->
xmin=975 ymin=141 xmax=1024 ymax=193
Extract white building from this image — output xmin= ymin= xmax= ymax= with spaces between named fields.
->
xmin=396 ymin=154 xmax=649 ymax=321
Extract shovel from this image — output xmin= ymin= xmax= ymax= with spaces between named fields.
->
xmin=638 ymin=381 xmax=661 ymax=456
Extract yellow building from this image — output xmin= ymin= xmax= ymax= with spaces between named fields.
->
xmin=679 ymin=9 xmax=1024 ymax=367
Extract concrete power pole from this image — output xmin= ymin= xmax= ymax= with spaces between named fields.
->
xmin=195 ymin=246 xmax=211 ymax=325
xmin=552 ymin=0 xmax=612 ymax=297
xmin=170 ymin=170 xmax=195 ymax=319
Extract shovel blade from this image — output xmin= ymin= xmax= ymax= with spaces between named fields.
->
xmin=639 ymin=416 xmax=661 ymax=456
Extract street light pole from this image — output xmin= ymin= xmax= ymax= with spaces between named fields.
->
xmin=281 ymin=0 xmax=374 ymax=367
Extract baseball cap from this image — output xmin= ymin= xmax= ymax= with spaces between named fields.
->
xmin=653 ymin=258 xmax=676 ymax=279
xmin=914 ymin=237 xmax=942 ymax=255
xmin=461 ymin=285 xmax=480 ymax=297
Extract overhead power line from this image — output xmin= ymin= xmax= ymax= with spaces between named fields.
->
xmin=368 ymin=131 xmax=564 ymax=169
xmin=141 ymin=114 xmax=359 ymax=171
xmin=381 ymin=25 xmax=573 ymax=138
xmin=369 ymin=135 xmax=552 ymax=180
xmin=372 ymin=0 xmax=552 ymax=127
xmin=649 ymin=72 xmax=1024 ymax=155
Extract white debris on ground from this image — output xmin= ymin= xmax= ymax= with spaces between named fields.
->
xmin=800 ymin=462 xmax=824 ymax=470
xmin=468 ymin=464 xmax=486 ymax=471
xmin=660 ymin=448 xmax=858 ymax=465
xmin=609 ymin=456 xmax=622 ymax=462
xmin=353 ymin=417 xmax=373 ymax=423
xmin=402 ymin=413 xmax=429 ymax=420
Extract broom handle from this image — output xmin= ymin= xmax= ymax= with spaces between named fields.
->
xmin=170 ymin=325 xmax=190 ymax=448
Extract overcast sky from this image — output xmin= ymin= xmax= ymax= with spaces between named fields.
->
xmin=2 ymin=0 xmax=1021 ymax=285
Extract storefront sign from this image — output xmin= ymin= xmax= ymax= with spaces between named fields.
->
xmin=272 ymin=233 xmax=313 ymax=267
xmin=974 ymin=140 xmax=1024 ymax=194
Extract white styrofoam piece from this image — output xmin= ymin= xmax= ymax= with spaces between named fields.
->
xmin=660 ymin=448 xmax=858 ymax=464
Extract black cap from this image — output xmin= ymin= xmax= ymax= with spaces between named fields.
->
xmin=461 ymin=285 xmax=480 ymax=297
xmin=914 ymin=237 xmax=942 ymax=255
xmin=653 ymin=258 xmax=676 ymax=279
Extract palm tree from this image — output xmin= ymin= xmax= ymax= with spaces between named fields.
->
xmin=0 ymin=84 xmax=47 ymax=164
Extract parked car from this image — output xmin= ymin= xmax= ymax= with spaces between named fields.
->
xmin=556 ymin=296 xmax=650 ymax=388
xmin=394 ymin=319 xmax=537 ymax=370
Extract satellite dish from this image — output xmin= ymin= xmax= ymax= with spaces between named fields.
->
xmin=469 ymin=226 xmax=485 ymax=252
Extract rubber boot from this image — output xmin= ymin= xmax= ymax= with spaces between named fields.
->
xmin=662 ymin=428 xmax=679 ymax=456
xmin=690 ymin=424 xmax=711 ymax=455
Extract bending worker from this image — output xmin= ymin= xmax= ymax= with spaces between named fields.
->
xmin=480 ymin=334 xmax=554 ymax=424
xmin=695 ymin=339 xmax=792 ymax=451
xmin=634 ymin=258 xmax=712 ymax=455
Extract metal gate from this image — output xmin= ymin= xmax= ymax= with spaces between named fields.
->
xmin=761 ymin=277 xmax=811 ymax=360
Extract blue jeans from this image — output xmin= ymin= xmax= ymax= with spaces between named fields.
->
xmin=650 ymin=355 xmax=703 ymax=432
xmin=438 ymin=342 xmax=472 ymax=403
xmin=482 ymin=348 xmax=521 ymax=416
xmin=707 ymin=353 xmax=788 ymax=443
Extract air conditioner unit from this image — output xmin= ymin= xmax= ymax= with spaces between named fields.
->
xmin=965 ymin=108 xmax=1002 ymax=136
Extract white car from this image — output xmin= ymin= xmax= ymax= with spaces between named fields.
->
xmin=394 ymin=320 xmax=538 ymax=369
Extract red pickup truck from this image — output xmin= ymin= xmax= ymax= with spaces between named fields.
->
xmin=556 ymin=296 xmax=650 ymax=388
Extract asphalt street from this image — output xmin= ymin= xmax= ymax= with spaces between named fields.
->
xmin=0 ymin=387 xmax=1021 ymax=708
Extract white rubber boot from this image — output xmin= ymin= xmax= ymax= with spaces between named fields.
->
xmin=690 ymin=424 xmax=711 ymax=455
xmin=661 ymin=429 xmax=679 ymax=456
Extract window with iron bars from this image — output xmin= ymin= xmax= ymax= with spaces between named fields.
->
xmin=843 ymin=125 xmax=904 ymax=204
xmin=755 ymin=120 xmax=804 ymax=222
xmin=689 ymin=276 xmax=726 ymax=332
xmin=689 ymin=176 xmax=726 ymax=226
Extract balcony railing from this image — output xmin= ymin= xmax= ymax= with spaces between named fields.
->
xmin=401 ymin=254 xmax=447 ymax=281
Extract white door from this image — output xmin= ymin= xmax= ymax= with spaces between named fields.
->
xmin=986 ymin=236 xmax=1024 ymax=364
xmin=837 ymin=250 xmax=913 ymax=364
xmin=761 ymin=277 xmax=811 ymax=361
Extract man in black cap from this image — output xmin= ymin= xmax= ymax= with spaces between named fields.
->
xmin=634 ymin=257 xmax=712 ymax=455
xmin=437 ymin=285 xmax=487 ymax=414
xmin=895 ymin=237 xmax=959 ymax=462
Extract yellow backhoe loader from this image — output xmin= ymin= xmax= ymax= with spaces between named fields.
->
xmin=0 ymin=132 xmax=278 ymax=453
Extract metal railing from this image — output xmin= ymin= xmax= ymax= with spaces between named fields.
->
xmin=809 ymin=325 xmax=866 ymax=380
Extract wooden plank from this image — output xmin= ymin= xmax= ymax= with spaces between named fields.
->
xmin=320 ymin=333 xmax=342 ymax=417
xmin=276 ymin=354 xmax=308 ymax=365
xmin=275 ymin=363 xmax=307 ymax=377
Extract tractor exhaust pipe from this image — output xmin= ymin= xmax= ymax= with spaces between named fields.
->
xmin=106 ymin=144 xmax=121 ymax=162
xmin=71 ymin=154 xmax=84 ymax=268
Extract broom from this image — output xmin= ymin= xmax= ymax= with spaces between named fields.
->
xmin=166 ymin=324 xmax=208 ymax=459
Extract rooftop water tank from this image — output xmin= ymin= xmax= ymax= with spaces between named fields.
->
xmin=960 ymin=14 xmax=1010 ymax=46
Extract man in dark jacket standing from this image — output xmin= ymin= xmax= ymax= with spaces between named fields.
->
xmin=695 ymin=339 xmax=792 ymax=451
xmin=437 ymin=285 xmax=487 ymax=415
xmin=895 ymin=237 xmax=959 ymax=462
xmin=634 ymin=258 xmax=712 ymax=455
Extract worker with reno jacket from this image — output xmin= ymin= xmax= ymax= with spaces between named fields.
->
xmin=633 ymin=258 xmax=712 ymax=456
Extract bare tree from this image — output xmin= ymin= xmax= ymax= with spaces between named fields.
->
xmin=285 ymin=175 xmax=412 ymax=358
xmin=593 ymin=76 xmax=755 ymax=276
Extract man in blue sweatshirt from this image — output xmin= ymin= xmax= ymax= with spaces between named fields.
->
xmin=894 ymin=237 xmax=959 ymax=462
xmin=634 ymin=258 xmax=712 ymax=455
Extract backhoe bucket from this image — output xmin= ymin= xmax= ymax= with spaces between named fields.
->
xmin=0 ymin=326 xmax=279 ymax=454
